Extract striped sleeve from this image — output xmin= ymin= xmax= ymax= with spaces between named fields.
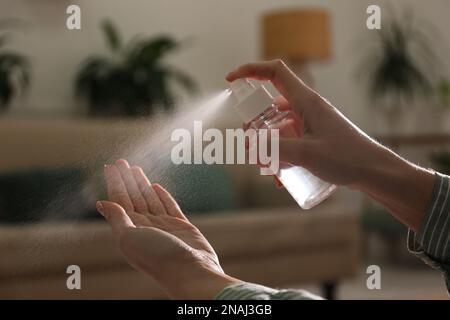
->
xmin=214 ymin=282 xmax=322 ymax=300
xmin=408 ymin=172 xmax=450 ymax=293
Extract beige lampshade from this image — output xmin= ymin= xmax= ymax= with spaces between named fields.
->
xmin=262 ymin=9 xmax=331 ymax=62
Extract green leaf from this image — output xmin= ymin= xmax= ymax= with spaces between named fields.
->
xmin=101 ymin=19 xmax=122 ymax=53
xmin=0 ymin=21 xmax=31 ymax=110
xmin=0 ymin=52 xmax=31 ymax=97
xmin=0 ymin=71 xmax=13 ymax=110
xmin=126 ymin=36 xmax=179 ymax=67
xmin=74 ymin=56 xmax=113 ymax=96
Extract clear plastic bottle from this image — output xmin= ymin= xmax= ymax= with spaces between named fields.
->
xmin=230 ymin=79 xmax=336 ymax=209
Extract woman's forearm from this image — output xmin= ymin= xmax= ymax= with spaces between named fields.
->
xmin=354 ymin=143 xmax=436 ymax=232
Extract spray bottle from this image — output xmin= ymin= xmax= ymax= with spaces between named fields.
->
xmin=230 ymin=79 xmax=336 ymax=209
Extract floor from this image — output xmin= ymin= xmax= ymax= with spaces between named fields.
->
xmin=297 ymin=263 xmax=449 ymax=300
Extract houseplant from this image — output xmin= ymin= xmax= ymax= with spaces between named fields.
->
xmin=75 ymin=19 xmax=197 ymax=117
xmin=359 ymin=10 xmax=436 ymax=115
xmin=0 ymin=19 xmax=30 ymax=112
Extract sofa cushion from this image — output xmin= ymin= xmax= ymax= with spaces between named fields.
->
xmin=163 ymin=163 xmax=237 ymax=215
xmin=0 ymin=168 xmax=98 ymax=223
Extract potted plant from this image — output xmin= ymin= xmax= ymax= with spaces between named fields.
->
xmin=358 ymin=10 xmax=437 ymax=131
xmin=75 ymin=19 xmax=197 ymax=117
xmin=0 ymin=19 xmax=31 ymax=112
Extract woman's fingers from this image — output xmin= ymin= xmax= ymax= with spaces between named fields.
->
xmin=226 ymin=60 xmax=308 ymax=113
xmin=104 ymin=164 xmax=134 ymax=213
xmin=130 ymin=165 xmax=167 ymax=216
xmin=105 ymin=160 xmax=185 ymax=220
xmin=278 ymin=137 xmax=312 ymax=168
xmin=96 ymin=201 xmax=135 ymax=237
xmin=152 ymin=184 xmax=187 ymax=220
xmin=115 ymin=159 xmax=149 ymax=213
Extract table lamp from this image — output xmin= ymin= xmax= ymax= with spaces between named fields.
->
xmin=262 ymin=9 xmax=331 ymax=87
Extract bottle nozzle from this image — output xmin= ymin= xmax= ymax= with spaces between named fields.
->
xmin=229 ymin=79 xmax=256 ymax=101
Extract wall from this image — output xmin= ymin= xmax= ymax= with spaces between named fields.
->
xmin=1 ymin=0 xmax=449 ymax=133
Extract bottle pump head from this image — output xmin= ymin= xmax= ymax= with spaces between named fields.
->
xmin=229 ymin=79 xmax=274 ymax=123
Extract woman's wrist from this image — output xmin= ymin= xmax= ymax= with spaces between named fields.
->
xmin=354 ymin=144 xmax=436 ymax=231
xmin=163 ymin=262 xmax=242 ymax=300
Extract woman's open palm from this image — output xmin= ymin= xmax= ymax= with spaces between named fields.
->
xmin=97 ymin=160 xmax=223 ymax=291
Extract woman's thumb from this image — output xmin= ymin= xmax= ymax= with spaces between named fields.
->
xmin=96 ymin=201 xmax=135 ymax=236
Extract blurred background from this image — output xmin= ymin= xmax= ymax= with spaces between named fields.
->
xmin=0 ymin=0 xmax=450 ymax=299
